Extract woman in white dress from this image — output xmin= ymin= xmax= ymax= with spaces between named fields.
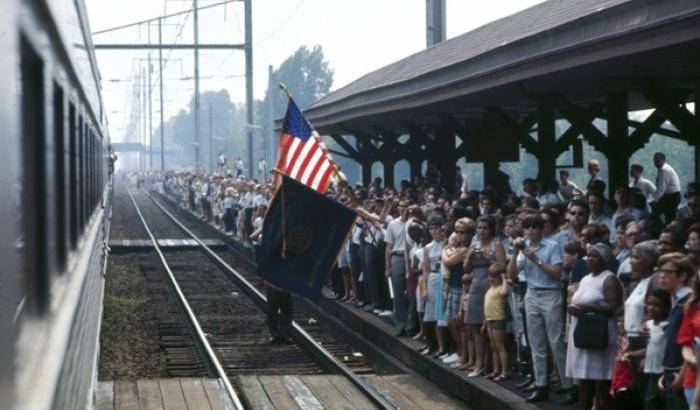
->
xmin=566 ymin=242 xmax=623 ymax=410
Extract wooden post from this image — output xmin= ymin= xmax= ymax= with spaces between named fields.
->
xmin=434 ymin=124 xmax=456 ymax=191
xmin=383 ymin=160 xmax=395 ymax=189
xmin=607 ymin=91 xmax=629 ymax=198
xmin=362 ymin=161 xmax=372 ymax=187
xmin=536 ymin=104 xmax=556 ymax=185
xmin=409 ymin=159 xmax=422 ymax=182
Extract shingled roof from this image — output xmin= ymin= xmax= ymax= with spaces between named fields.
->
xmin=303 ymin=0 xmax=700 ymax=131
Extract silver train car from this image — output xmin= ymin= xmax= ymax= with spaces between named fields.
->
xmin=1 ymin=0 xmax=111 ymax=408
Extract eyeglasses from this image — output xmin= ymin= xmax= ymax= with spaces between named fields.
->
xmin=454 ymin=230 xmax=467 ymax=234
xmin=658 ymin=268 xmax=678 ymax=275
xmin=570 ymin=211 xmax=587 ymax=216
xmin=522 ymin=225 xmax=539 ymax=230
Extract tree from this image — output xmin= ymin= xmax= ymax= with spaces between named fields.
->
xmin=257 ymin=45 xmax=335 ymax=170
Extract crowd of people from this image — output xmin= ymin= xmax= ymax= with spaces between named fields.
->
xmin=140 ymin=151 xmax=700 ymax=410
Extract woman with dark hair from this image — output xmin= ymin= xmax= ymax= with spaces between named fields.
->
xmin=463 ymin=215 xmax=506 ymax=377
xmin=421 ymin=215 xmax=448 ymax=356
xmin=687 ymin=223 xmax=700 ymax=257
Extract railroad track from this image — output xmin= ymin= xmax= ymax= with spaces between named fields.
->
xmin=125 ymin=188 xmax=393 ymax=409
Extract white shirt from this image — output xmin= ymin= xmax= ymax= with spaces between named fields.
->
xmin=424 ymin=240 xmax=445 ymax=273
xmin=241 ymin=192 xmax=254 ymax=209
xmin=558 ymin=180 xmax=579 ymax=201
xmin=644 ymin=319 xmax=668 ymax=374
xmin=351 ymin=220 xmax=363 ymax=245
xmin=253 ymin=193 xmax=267 ymax=207
xmin=537 ymin=192 xmax=562 ymax=207
xmin=385 ymin=218 xmax=407 ymax=253
xmin=654 ymin=163 xmax=681 ymax=200
xmin=252 ymin=217 xmax=263 ymax=245
xmin=624 ymin=276 xmax=651 ymax=335
xmin=631 ymin=177 xmax=656 ymax=202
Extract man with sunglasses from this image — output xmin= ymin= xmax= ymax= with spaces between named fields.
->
xmin=507 ymin=215 xmax=573 ymax=403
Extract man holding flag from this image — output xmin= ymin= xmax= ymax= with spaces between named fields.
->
xmin=257 ymin=87 xmax=355 ymax=344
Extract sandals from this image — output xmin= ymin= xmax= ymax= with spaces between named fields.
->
xmin=494 ymin=374 xmax=510 ymax=382
xmin=484 ymin=373 xmax=498 ymax=380
xmin=450 ymin=361 xmax=464 ymax=369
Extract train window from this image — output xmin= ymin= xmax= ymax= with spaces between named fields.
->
xmin=20 ymin=36 xmax=48 ymax=312
xmin=78 ymin=118 xmax=85 ymax=233
xmin=53 ymin=82 xmax=66 ymax=271
xmin=68 ymin=103 xmax=78 ymax=249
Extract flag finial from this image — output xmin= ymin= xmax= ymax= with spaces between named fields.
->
xmin=278 ymin=83 xmax=292 ymax=99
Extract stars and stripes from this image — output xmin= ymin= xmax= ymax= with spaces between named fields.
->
xmin=275 ymin=98 xmax=336 ymax=193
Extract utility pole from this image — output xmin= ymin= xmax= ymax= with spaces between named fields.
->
xmin=426 ymin=0 xmax=446 ymax=47
xmin=267 ymin=65 xmax=275 ymax=165
xmin=244 ymin=0 xmax=253 ymax=177
xmin=158 ymin=17 xmax=165 ymax=171
xmin=208 ymin=102 xmax=213 ymax=171
xmin=194 ymin=0 xmax=201 ymax=170
xmin=147 ymin=22 xmax=153 ymax=170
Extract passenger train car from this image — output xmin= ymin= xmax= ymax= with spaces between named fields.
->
xmin=1 ymin=0 xmax=111 ymax=408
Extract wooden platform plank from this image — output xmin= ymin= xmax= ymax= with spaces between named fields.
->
xmin=326 ymin=376 xmax=377 ymax=409
xmin=236 ymin=376 xmax=275 ymax=410
xmin=114 ymin=381 xmax=139 ymax=410
xmin=95 ymin=381 xmax=114 ymax=410
xmin=362 ymin=375 xmax=421 ymax=410
xmin=282 ymin=376 xmax=324 ymax=410
xmin=201 ymin=379 xmax=226 ymax=410
xmin=258 ymin=375 xmax=301 ymax=409
xmin=301 ymin=376 xmax=355 ymax=410
xmin=137 ymin=379 xmax=165 ymax=410
xmin=384 ymin=374 xmax=466 ymax=409
xmin=159 ymin=379 xmax=188 ymax=410
xmin=181 ymin=378 xmax=212 ymax=410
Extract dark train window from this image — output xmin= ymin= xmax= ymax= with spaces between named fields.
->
xmin=68 ymin=104 xmax=77 ymax=249
xmin=53 ymin=82 xmax=66 ymax=271
xmin=20 ymin=36 xmax=48 ymax=312
xmin=78 ymin=118 xmax=85 ymax=232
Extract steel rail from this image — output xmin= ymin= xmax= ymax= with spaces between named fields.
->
xmin=126 ymin=189 xmax=245 ymax=410
xmin=145 ymin=191 xmax=396 ymax=410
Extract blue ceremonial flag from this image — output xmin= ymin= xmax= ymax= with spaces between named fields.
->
xmin=256 ymin=174 xmax=355 ymax=301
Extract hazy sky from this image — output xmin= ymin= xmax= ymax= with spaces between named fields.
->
xmin=86 ymin=0 xmax=545 ymax=141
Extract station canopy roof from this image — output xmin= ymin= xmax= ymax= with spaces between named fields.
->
xmin=304 ymin=0 xmax=700 ymax=135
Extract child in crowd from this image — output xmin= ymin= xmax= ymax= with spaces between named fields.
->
xmin=642 ymin=289 xmax=671 ymax=410
xmin=483 ymin=262 xmax=510 ymax=381
xmin=455 ymin=274 xmax=472 ymax=370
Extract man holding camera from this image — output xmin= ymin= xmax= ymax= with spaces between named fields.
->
xmin=507 ymin=215 xmax=574 ymax=404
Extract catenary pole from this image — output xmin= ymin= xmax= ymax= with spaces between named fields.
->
xmin=159 ymin=17 xmax=165 ymax=171
xmin=194 ymin=0 xmax=201 ymax=169
xmin=244 ymin=0 xmax=253 ymax=177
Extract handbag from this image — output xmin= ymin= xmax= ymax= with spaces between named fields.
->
xmin=573 ymin=312 xmax=609 ymax=349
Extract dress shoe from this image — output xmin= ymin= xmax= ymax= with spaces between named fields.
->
xmin=525 ymin=387 xmax=548 ymax=403
xmin=393 ymin=329 xmax=406 ymax=337
xmin=522 ymin=382 xmax=538 ymax=393
xmin=559 ymin=389 xmax=578 ymax=405
xmin=515 ymin=376 xmax=534 ymax=389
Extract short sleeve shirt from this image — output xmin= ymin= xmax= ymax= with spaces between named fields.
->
xmin=516 ymin=238 xmax=563 ymax=289
xmin=385 ymin=219 xmax=407 ymax=252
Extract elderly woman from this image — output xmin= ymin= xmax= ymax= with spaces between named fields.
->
xmin=621 ymin=240 xmax=661 ymax=404
xmin=566 ymin=243 xmax=623 ymax=410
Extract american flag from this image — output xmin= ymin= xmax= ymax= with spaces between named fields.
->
xmin=276 ymin=98 xmax=336 ymax=193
